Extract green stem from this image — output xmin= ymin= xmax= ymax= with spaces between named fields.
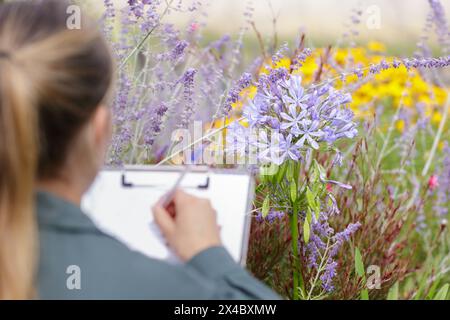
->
xmin=421 ymin=93 xmax=450 ymax=177
xmin=290 ymin=160 xmax=304 ymax=300
xmin=290 ymin=208 xmax=300 ymax=300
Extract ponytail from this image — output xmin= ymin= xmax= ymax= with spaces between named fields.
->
xmin=0 ymin=55 xmax=37 ymax=299
xmin=0 ymin=0 xmax=113 ymax=299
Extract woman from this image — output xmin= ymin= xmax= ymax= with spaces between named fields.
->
xmin=0 ymin=0 xmax=279 ymax=299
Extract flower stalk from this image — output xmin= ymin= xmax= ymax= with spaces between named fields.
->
xmin=289 ymin=160 xmax=305 ymax=299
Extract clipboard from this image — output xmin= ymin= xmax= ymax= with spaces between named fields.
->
xmin=81 ymin=165 xmax=254 ymax=266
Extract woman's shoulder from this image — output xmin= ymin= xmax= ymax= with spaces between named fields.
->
xmin=35 ymin=191 xmax=214 ymax=299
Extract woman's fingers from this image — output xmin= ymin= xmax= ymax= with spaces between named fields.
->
xmin=152 ymin=204 xmax=175 ymax=239
xmin=173 ymin=189 xmax=195 ymax=207
xmin=152 ymin=190 xmax=221 ymax=261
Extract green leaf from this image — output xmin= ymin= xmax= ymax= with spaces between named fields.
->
xmin=306 ymin=207 xmax=312 ymax=224
xmin=314 ymin=160 xmax=326 ymax=179
xmin=426 ymin=278 xmax=441 ymax=300
xmin=262 ymin=195 xmax=270 ymax=218
xmin=360 ymin=289 xmax=369 ymax=300
xmin=327 ymin=196 xmax=333 ymax=207
xmin=355 ymin=247 xmax=365 ymax=278
xmin=433 ymin=284 xmax=449 ymax=300
xmin=303 ymin=219 xmax=310 ymax=244
xmin=306 ymin=187 xmax=315 ymax=208
xmin=314 ymin=198 xmax=321 ymax=220
xmin=276 ymin=163 xmax=287 ymax=183
xmin=387 ymin=282 xmax=399 ymax=300
xmin=310 ymin=165 xmax=318 ymax=183
xmin=287 ymin=161 xmax=294 ymax=180
xmin=290 ymin=179 xmax=297 ymax=203
xmin=414 ymin=272 xmax=428 ymax=300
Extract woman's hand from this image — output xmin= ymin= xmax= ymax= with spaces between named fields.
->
xmin=152 ymin=189 xmax=222 ymax=262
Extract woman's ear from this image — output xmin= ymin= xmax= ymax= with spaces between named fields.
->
xmin=91 ymin=105 xmax=112 ymax=158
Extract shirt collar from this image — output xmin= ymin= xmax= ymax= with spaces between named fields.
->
xmin=36 ymin=191 xmax=99 ymax=233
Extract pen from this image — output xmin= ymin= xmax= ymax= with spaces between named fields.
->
xmin=162 ymin=166 xmax=190 ymax=207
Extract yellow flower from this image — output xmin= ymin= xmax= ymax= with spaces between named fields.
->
xmin=433 ymin=87 xmax=448 ymax=106
xmin=231 ymin=85 xmax=257 ymax=110
xmin=275 ymin=57 xmax=291 ymax=70
xmin=402 ymin=95 xmax=413 ymax=108
xmin=231 ymin=100 xmax=243 ymax=111
xmin=418 ymin=94 xmax=433 ymax=105
xmin=296 ymin=55 xmax=318 ymax=82
xmin=208 ymin=115 xmax=247 ymax=131
xmin=431 ymin=112 xmax=443 ymax=124
xmin=231 ymin=41 xmax=450 ymax=128
xmin=396 ymin=119 xmax=405 ymax=132
xmin=368 ymin=41 xmax=386 ymax=53
xmin=411 ymin=76 xmax=430 ymax=95
xmin=334 ymin=48 xmax=348 ymax=65
xmin=260 ymin=57 xmax=291 ymax=74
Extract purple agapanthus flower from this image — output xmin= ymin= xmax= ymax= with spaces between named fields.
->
xmin=243 ymin=100 xmax=268 ymax=127
xmin=224 ymin=61 xmax=360 ymax=298
xmin=227 ymin=71 xmax=357 ymax=170
xmin=280 ymin=104 xmax=307 ymax=132
xmin=233 ymin=73 xmax=357 ymax=163
xmin=294 ymin=119 xmax=324 ymax=149
xmin=253 ymin=130 xmax=273 ymax=163
xmin=272 ymin=134 xmax=302 ymax=165
xmin=319 ymin=170 xmax=352 ymax=190
xmin=226 ymin=122 xmax=250 ymax=157
xmin=282 ymin=75 xmax=309 ymax=109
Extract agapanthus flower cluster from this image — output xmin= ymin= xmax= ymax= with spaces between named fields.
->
xmin=227 ymin=70 xmax=357 ymax=166
xmin=225 ymin=67 xmax=360 ymax=295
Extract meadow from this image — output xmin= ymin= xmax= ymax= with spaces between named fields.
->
xmin=94 ymin=0 xmax=450 ymax=300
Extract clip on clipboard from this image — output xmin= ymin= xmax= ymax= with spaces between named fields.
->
xmin=121 ymin=172 xmax=210 ymax=190
xmin=81 ymin=165 xmax=254 ymax=265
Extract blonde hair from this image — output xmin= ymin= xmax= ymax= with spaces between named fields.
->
xmin=0 ymin=0 xmax=113 ymax=299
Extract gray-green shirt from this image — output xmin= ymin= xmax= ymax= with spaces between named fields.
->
xmin=36 ymin=191 xmax=279 ymax=300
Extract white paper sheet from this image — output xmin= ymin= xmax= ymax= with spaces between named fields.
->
xmin=81 ymin=168 xmax=253 ymax=264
